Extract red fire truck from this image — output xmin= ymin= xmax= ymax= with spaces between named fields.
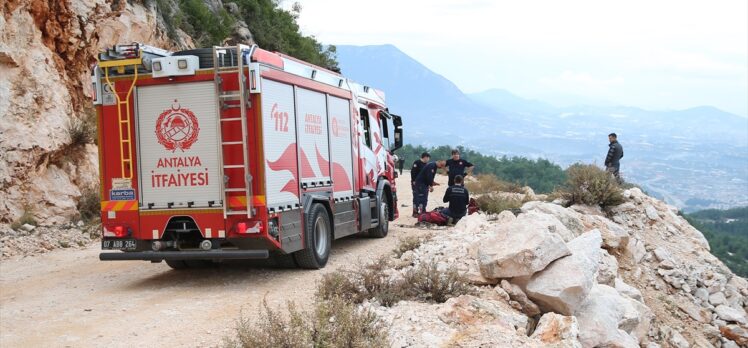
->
xmin=93 ymin=43 xmax=402 ymax=269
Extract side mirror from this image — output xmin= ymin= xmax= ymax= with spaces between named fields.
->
xmin=391 ymin=114 xmax=403 ymax=152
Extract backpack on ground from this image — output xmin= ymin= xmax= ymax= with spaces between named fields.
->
xmin=418 ymin=208 xmax=449 ymax=226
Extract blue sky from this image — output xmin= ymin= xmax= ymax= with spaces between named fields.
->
xmin=290 ymin=0 xmax=748 ymax=116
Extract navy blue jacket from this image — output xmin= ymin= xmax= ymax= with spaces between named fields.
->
xmin=415 ymin=162 xmax=438 ymax=186
xmin=443 ymin=185 xmax=470 ymax=218
xmin=411 ymin=160 xmax=427 ymax=182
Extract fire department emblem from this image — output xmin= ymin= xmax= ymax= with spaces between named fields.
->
xmin=155 ymin=100 xmax=200 ymax=151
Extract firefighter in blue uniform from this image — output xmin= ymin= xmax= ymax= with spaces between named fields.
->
xmin=442 ymin=175 xmax=470 ymax=223
xmin=414 ymin=160 xmax=446 ymax=215
xmin=410 ymin=152 xmax=430 ymax=217
xmin=445 ymin=149 xmax=474 ymax=186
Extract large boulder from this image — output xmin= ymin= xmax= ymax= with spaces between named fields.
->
xmin=575 ymin=284 xmax=641 ymax=348
xmin=515 ymin=231 xmax=602 ymax=315
xmin=477 ymin=216 xmax=570 ymax=279
xmin=454 ymin=212 xmax=490 ymax=235
xmin=521 ymin=201 xmax=586 ymax=236
xmin=530 ymin=312 xmax=583 ymax=348
xmin=579 ymin=213 xmax=630 ymax=250
xmin=516 ymin=211 xmax=576 ymax=242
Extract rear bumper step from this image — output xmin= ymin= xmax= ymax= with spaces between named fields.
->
xmin=100 ymin=250 xmax=269 ymax=261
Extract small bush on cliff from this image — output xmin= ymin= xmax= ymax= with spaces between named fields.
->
xmin=77 ymin=188 xmax=101 ymax=222
xmin=10 ymin=208 xmax=37 ymax=230
xmin=402 ymin=262 xmax=474 ymax=303
xmin=561 ymin=163 xmax=624 ymax=207
xmin=393 ymin=234 xmax=432 ymax=258
xmin=317 ymin=257 xmax=473 ymax=307
xmin=225 ymin=297 xmax=387 ymax=348
xmin=465 ymin=174 xmax=524 ymax=194
xmin=67 ymin=114 xmax=96 ymax=147
xmin=475 ymin=194 xmax=524 ymax=214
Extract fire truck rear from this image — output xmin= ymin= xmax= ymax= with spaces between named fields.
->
xmin=93 ymin=43 xmax=403 ymax=269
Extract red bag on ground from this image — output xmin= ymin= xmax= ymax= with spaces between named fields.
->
xmin=418 ymin=209 xmax=449 ymax=225
xmin=468 ymin=198 xmax=479 ymax=215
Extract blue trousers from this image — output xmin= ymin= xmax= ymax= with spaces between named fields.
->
xmin=414 ymin=183 xmax=429 ymax=212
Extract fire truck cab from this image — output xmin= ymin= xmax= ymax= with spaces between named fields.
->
xmin=93 ymin=43 xmax=403 ymax=269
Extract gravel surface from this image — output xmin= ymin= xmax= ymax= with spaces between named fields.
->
xmin=0 ymin=172 xmax=445 ymax=347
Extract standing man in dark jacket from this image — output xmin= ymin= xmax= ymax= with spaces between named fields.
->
xmin=445 ymin=149 xmax=474 ymax=186
xmin=605 ymin=133 xmax=624 ymax=181
xmin=414 ymin=160 xmax=445 ymax=215
xmin=410 ymin=152 xmax=430 ymax=217
xmin=442 ymin=175 xmax=469 ymax=222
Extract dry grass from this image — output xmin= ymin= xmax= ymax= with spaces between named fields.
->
xmin=560 ymin=164 xmax=624 ymax=207
xmin=402 ymin=262 xmax=475 ymax=303
xmin=10 ymin=207 xmax=36 ymax=230
xmin=474 ymin=194 xmax=525 ymax=214
xmin=317 ymin=257 xmax=473 ymax=307
xmin=225 ymin=297 xmax=387 ymax=348
xmin=77 ymin=188 xmax=101 ymax=222
xmin=393 ymin=234 xmax=432 ymax=258
xmin=465 ymin=174 xmax=524 ymax=194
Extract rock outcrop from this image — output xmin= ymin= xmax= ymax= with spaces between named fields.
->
xmin=477 ymin=215 xmax=570 ymax=279
xmin=380 ymin=186 xmax=747 ymax=347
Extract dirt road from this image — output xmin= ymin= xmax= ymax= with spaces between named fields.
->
xmin=0 ymin=173 xmax=450 ymax=347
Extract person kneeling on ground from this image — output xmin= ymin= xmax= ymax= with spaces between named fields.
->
xmin=442 ymin=175 xmax=469 ymax=223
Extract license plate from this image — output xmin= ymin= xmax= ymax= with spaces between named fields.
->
xmin=102 ymin=239 xmax=137 ymax=250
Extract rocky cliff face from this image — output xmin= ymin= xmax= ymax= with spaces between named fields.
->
xmin=0 ymin=0 xmax=192 ymax=226
xmin=375 ymin=188 xmax=746 ymax=347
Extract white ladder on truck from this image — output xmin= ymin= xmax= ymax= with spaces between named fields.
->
xmin=213 ymin=44 xmax=257 ymax=218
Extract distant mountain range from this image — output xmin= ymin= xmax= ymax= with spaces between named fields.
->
xmin=336 ymin=44 xmax=748 ymax=211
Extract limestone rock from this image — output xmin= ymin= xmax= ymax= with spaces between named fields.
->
xmin=517 ymin=211 xmax=576 ymax=242
xmin=521 ymin=201 xmax=586 ymax=236
xmin=477 ymin=217 xmax=570 ymax=279
xmin=575 ymin=284 xmax=640 ymax=348
xmin=645 ymin=205 xmax=660 ymax=220
xmin=500 ymin=280 xmax=541 ymax=317
xmin=579 ymin=214 xmax=630 ymax=250
xmin=715 ymin=305 xmax=747 ymax=324
xmin=454 ymin=213 xmax=490 ymax=235
xmin=530 ymin=312 xmax=582 ymax=348
xmin=720 ymin=324 xmax=748 ymax=346
xmin=614 ymin=278 xmax=643 ymax=302
xmin=516 ymin=231 xmax=602 ymax=315
xmin=597 ymin=249 xmax=619 ymax=286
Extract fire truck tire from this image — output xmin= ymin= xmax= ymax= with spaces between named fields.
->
xmin=368 ymin=201 xmax=389 ymax=238
xmin=165 ymin=260 xmax=189 ymax=269
xmin=294 ymin=203 xmax=331 ymax=269
xmin=173 ymin=48 xmax=242 ymax=69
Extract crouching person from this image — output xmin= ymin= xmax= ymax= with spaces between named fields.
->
xmin=442 ymin=175 xmax=469 ymax=223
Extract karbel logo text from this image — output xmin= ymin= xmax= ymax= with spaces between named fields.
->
xmin=155 ymin=100 xmax=200 ymax=151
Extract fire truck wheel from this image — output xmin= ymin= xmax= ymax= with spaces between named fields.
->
xmin=165 ymin=260 xmax=189 ymax=269
xmin=368 ymin=201 xmax=389 ymax=238
xmin=294 ymin=203 xmax=331 ymax=269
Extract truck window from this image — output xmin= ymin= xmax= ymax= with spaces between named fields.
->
xmin=360 ymin=108 xmax=372 ymax=148
xmin=379 ymin=113 xmax=391 ymax=149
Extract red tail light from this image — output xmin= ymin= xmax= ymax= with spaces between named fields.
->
xmin=103 ymin=225 xmax=128 ymax=238
xmin=236 ymin=221 xmax=262 ymax=235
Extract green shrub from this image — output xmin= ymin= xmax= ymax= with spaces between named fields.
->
xmin=474 ymin=194 xmax=524 ymax=214
xmin=465 ymin=174 xmax=524 ymax=194
xmin=561 ymin=163 xmax=624 ymax=207
xmin=225 ymin=298 xmax=387 ymax=348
